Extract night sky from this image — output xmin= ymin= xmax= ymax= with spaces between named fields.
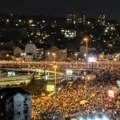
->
xmin=1 ymin=0 xmax=120 ymax=20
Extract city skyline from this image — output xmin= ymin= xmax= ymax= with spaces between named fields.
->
xmin=0 ymin=0 xmax=120 ymax=20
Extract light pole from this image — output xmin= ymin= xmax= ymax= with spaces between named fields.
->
xmin=83 ymin=37 xmax=89 ymax=59
xmin=53 ymin=64 xmax=58 ymax=96
xmin=75 ymin=53 xmax=78 ymax=69
xmin=83 ymin=37 xmax=89 ymax=69
xmin=52 ymin=53 xmax=56 ymax=62
xmin=75 ymin=53 xmax=78 ymax=61
xmin=47 ymin=52 xmax=50 ymax=61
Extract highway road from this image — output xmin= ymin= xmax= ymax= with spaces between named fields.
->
xmin=0 ymin=67 xmax=65 ymax=86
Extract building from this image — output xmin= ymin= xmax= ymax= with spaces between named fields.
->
xmin=66 ymin=14 xmax=76 ymax=24
xmin=35 ymin=43 xmax=45 ymax=60
xmin=0 ymin=87 xmax=32 ymax=120
xmin=76 ymin=13 xmax=86 ymax=24
xmin=25 ymin=43 xmax=37 ymax=61
xmin=66 ymin=13 xmax=86 ymax=25
xmin=61 ymin=28 xmax=76 ymax=38
xmin=13 ymin=47 xmax=23 ymax=57
xmin=45 ymin=46 xmax=67 ymax=61
xmin=0 ymin=46 xmax=13 ymax=60
xmin=97 ymin=13 xmax=106 ymax=25
xmin=25 ymin=43 xmax=37 ymax=54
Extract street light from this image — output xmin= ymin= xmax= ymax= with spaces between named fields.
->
xmin=75 ymin=53 xmax=78 ymax=61
xmin=53 ymin=64 xmax=58 ymax=96
xmin=83 ymin=37 xmax=89 ymax=59
xmin=52 ymin=53 xmax=56 ymax=62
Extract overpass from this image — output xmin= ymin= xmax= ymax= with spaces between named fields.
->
xmin=0 ymin=67 xmax=65 ymax=86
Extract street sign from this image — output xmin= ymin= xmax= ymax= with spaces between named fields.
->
xmin=46 ymin=84 xmax=55 ymax=92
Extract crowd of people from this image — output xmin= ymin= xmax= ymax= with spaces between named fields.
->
xmin=32 ymin=68 xmax=120 ymax=120
xmin=0 ymin=61 xmax=120 ymax=120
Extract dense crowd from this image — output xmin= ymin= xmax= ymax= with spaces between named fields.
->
xmin=32 ymin=69 xmax=120 ymax=120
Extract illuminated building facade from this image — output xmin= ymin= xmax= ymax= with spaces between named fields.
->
xmin=66 ymin=13 xmax=86 ymax=25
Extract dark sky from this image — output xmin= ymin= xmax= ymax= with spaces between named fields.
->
xmin=1 ymin=0 xmax=120 ymax=20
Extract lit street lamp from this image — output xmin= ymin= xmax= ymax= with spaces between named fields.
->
xmin=75 ymin=53 xmax=78 ymax=61
xmin=52 ymin=53 xmax=56 ymax=62
xmin=83 ymin=37 xmax=89 ymax=59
